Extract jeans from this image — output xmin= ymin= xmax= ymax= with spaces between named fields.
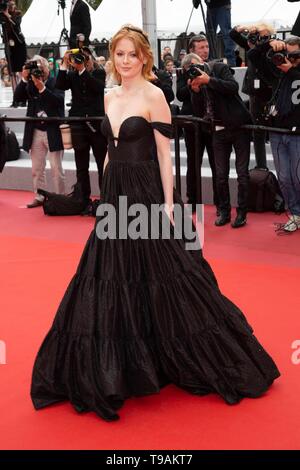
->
xmin=270 ymin=132 xmax=300 ymax=216
xmin=213 ymin=128 xmax=250 ymax=214
xmin=207 ymin=6 xmax=236 ymax=66
xmin=30 ymin=129 xmax=65 ymax=200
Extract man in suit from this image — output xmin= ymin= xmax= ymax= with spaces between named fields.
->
xmin=69 ymin=0 xmax=91 ymax=49
xmin=14 ymin=55 xmax=65 ymax=208
xmin=190 ymin=59 xmax=252 ymax=228
xmin=176 ymin=35 xmax=219 ymax=212
xmin=56 ymin=48 xmax=107 ymax=202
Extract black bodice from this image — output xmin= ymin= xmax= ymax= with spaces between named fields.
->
xmin=101 ymin=115 xmax=173 ymax=162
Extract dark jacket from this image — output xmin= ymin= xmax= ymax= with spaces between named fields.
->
xmin=229 ymin=28 xmax=273 ymax=99
xmin=14 ymin=77 xmax=65 ymax=152
xmin=176 ymin=70 xmax=193 ymax=115
xmin=69 ymin=0 xmax=91 ymax=48
xmin=247 ymin=42 xmax=281 ymax=94
xmin=272 ymin=65 xmax=300 ymax=129
xmin=151 ymin=68 xmax=174 ymax=104
xmin=191 ymin=62 xmax=252 ymax=128
xmin=56 ymin=67 xmax=106 ymax=117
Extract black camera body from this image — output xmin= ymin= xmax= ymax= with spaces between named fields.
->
xmin=244 ymin=31 xmax=272 ymax=46
xmin=24 ymin=60 xmax=43 ymax=79
xmin=67 ymin=48 xmax=87 ymax=65
xmin=247 ymin=32 xmax=260 ymax=45
xmin=0 ymin=0 xmax=8 ymax=12
xmin=268 ymin=49 xmax=300 ymax=66
xmin=186 ymin=63 xmax=205 ymax=80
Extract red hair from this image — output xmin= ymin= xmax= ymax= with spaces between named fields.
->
xmin=109 ymin=24 xmax=154 ymax=83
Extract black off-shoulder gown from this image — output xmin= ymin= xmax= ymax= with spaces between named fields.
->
xmin=30 ymin=116 xmax=280 ymax=421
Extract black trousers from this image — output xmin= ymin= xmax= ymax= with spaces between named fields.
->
xmin=184 ymin=125 xmax=219 ymax=206
xmin=71 ymin=123 xmax=107 ymax=199
xmin=212 ymin=128 xmax=250 ymax=214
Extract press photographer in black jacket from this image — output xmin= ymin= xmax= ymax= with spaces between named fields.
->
xmin=56 ymin=48 xmax=107 ymax=202
xmin=177 ymin=52 xmax=219 ymax=210
xmin=230 ymin=23 xmax=275 ymax=169
xmin=191 ymin=60 xmax=252 ymax=228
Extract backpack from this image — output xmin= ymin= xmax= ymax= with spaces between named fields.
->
xmin=5 ymin=128 xmax=20 ymax=161
xmin=247 ymin=168 xmax=285 ymax=213
xmin=0 ymin=120 xmax=7 ymax=172
xmin=37 ymin=183 xmax=90 ymax=216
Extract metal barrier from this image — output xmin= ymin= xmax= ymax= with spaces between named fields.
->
xmin=1 ymin=114 xmax=300 ymax=203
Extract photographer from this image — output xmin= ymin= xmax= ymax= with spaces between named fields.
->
xmin=151 ymin=65 xmax=174 ymax=105
xmin=14 ymin=56 xmax=65 ymax=208
xmin=190 ymin=58 xmax=252 ymax=228
xmin=69 ymin=0 xmax=91 ymax=49
xmin=230 ymin=23 xmax=275 ymax=169
xmin=250 ymin=36 xmax=300 ymax=232
xmin=56 ymin=47 xmax=107 ymax=203
xmin=0 ymin=0 xmax=27 ymax=92
xmin=176 ymin=52 xmax=219 ymax=211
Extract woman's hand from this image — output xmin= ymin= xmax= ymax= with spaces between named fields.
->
xmin=164 ymin=203 xmax=175 ymax=226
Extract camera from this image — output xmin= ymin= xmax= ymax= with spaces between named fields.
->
xmin=246 ymin=32 xmax=260 ymax=45
xmin=24 ymin=60 xmax=43 ymax=79
xmin=243 ymin=31 xmax=272 ymax=46
xmin=66 ymin=48 xmax=87 ymax=65
xmin=186 ymin=63 xmax=205 ymax=80
xmin=0 ymin=0 xmax=8 ymax=12
xmin=65 ymin=33 xmax=89 ymax=65
xmin=267 ymin=49 xmax=300 ymax=66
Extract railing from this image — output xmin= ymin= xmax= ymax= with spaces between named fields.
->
xmin=1 ymin=114 xmax=300 ymax=203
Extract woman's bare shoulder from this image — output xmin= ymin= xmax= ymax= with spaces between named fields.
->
xmin=105 ymin=86 xmax=120 ymax=105
xmin=145 ymin=81 xmax=165 ymax=101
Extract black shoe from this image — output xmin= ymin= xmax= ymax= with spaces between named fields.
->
xmin=215 ymin=212 xmax=231 ymax=226
xmin=27 ymin=199 xmax=44 ymax=208
xmin=231 ymin=212 xmax=247 ymax=228
xmin=216 ymin=207 xmax=221 ymax=217
xmin=254 ymin=165 xmax=269 ymax=171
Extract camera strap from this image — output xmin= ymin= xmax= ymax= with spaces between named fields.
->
xmin=86 ymin=121 xmax=96 ymax=133
xmin=264 ymin=77 xmax=283 ymax=116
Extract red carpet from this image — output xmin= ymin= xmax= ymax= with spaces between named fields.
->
xmin=0 ymin=189 xmax=299 ymax=450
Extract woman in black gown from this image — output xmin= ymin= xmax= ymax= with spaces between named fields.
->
xmin=31 ymin=25 xmax=280 ymax=421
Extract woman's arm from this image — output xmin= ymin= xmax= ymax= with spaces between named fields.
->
xmin=148 ymin=87 xmax=174 ymax=220
xmin=102 ymin=92 xmax=111 ymax=176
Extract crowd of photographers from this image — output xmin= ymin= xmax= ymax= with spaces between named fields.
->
xmin=176 ymin=26 xmax=300 ymax=232
xmin=1 ymin=1 xmax=300 ymax=232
